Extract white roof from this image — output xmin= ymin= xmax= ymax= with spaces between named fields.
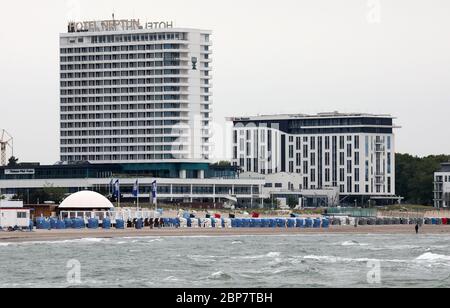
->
xmin=59 ymin=191 xmax=114 ymax=209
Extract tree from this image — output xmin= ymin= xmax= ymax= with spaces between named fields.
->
xmin=16 ymin=185 xmax=68 ymax=204
xmin=42 ymin=185 xmax=68 ymax=204
xmin=7 ymin=156 xmax=18 ymax=167
xmin=212 ymin=161 xmax=231 ymax=167
xmin=395 ymin=154 xmax=450 ymax=205
xmin=287 ymin=196 xmax=299 ymax=209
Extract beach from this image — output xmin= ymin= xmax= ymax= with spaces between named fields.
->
xmin=2 ymin=225 xmax=450 ymax=243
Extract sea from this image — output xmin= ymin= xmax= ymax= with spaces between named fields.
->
xmin=0 ymin=234 xmax=450 ymax=288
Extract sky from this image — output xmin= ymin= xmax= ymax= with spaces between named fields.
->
xmin=0 ymin=0 xmax=449 ymax=164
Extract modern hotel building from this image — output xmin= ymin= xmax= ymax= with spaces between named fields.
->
xmin=230 ymin=113 xmax=399 ymax=205
xmin=434 ymin=163 xmax=450 ymax=208
xmin=59 ymin=21 xmax=212 ymax=168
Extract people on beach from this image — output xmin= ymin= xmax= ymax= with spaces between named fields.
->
xmin=415 ymin=224 xmax=419 ymax=234
xmin=149 ymin=218 xmax=154 ymax=229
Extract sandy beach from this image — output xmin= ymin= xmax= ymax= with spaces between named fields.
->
xmin=1 ymin=225 xmax=450 ymax=243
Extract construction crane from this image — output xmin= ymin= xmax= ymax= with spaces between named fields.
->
xmin=0 ymin=130 xmax=13 ymax=166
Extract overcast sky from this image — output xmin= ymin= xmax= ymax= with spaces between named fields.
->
xmin=0 ymin=0 xmax=449 ymax=164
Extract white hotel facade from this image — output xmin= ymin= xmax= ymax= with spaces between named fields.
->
xmin=434 ymin=163 xmax=450 ymax=208
xmin=59 ymin=21 xmax=212 ymax=164
xmin=230 ymin=113 xmax=399 ymax=205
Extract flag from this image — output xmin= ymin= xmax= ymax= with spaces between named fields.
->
xmin=151 ymin=180 xmax=157 ymax=204
xmin=114 ymin=180 xmax=120 ymax=198
xmin=132 ymin=179 xmax=139 ymax=197
xmin=109 ymin=179 xmax=114 ymax=194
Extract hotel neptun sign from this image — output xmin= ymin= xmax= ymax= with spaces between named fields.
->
xmin=68 ymin=19 xmax=174 ymax=33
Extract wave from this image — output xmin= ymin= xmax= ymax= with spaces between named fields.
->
xmin=415 ymin=253 xmax=450 ymax=262
xmin=303 ymin=255 xmax=405 ymax=264
xmin=210 ymin=271 xmax=232 ymax=280
xmin=233 ymin=252 xmax=281 ymax=260
xmin=341 ymin=240 xmax=369 ymax=247
xmin=187 ymin=255 xmax=221 ymax=262
xmin=0 ymin=238 xmax=111 ymax=246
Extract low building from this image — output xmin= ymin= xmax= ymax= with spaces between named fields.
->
xmin=0 ymin=162 xmax=268 ymax=209
xmin=0 ymin=208 xmax=30 ymax=229
xmin=239 ymin=172 xmax=339 ymax=208
xmin=0 ymin=200 xmax=24 ymax=208
xmin=434 ymin=163 xmax=450 ymax=208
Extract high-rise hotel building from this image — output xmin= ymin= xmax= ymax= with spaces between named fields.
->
xmin=59 ymin=20 xmax=212 ymax=164
xmin=230 ymin=113 xmax=398 ymax=199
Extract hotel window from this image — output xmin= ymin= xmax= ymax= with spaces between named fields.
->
xmin=355 ymin=152 xmax=360 ymax=165
xmin=347 ymin=144 xmax=352 ymax=157
xmin=387 ymin=153 xmax=392 ymax=174
xmin=325 ymin=152 xmax=330 ymax=166
xmin=303 ymin=145 xmax=308 ymax=158
xmin=354 ymin=136 xmax=360 ymax=149
xmin=296 ymin=137 xmax=301 ymax=150
xmin=310 ymin=153 xmax=316 ymax=166
xmin=303 ymin=178 xmax=309 ymax=189
xmin=347 ymin=160 xmax=352 ymax=173
xmin=325 ymin=136 xmax=330 ymax=150
xmin=296 ymin=153 xmax=301 ymax=167
xmin=339 ymin=136 xmax=345 ymax=149
xmin=365 ymin=136 xmax=369 ymax=156
xmin=365 ymin=161 xmax=369 ymax=181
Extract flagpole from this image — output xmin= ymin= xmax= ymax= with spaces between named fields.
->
xmin=117 ymin=180 xmax=121 ymax=209
xmin=137 ymin=185 xmax=139 ymax=212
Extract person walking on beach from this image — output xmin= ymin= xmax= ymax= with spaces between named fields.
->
xmin=415 ymin=223 xmax=419 ymax=234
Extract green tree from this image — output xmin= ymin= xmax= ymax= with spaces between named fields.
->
xmin=43 ymin=185 xmax=68 ymax=204
xmin=17 ymin=185 xmax=68 ymax=204
xmin=212 ymin=161 xmax=231 ymax=167
xmin=287 ymin=196 xmax=299 ymax=209
xmin=396 ymin=154 xmax=450 ymax=205
xmin=7 ymin=156 xmax=18 ymax=167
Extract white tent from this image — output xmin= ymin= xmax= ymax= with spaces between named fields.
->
xmin=59 ymin=191 xmax=114 ymax=210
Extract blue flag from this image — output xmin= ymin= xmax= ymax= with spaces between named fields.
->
xmin=151 ymin=180 xmax=157 ymax=201
xmin=132 ymin=179 xmax=139 ymax=197
xmin=114 ymin=180 xmax=120 ymax=198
